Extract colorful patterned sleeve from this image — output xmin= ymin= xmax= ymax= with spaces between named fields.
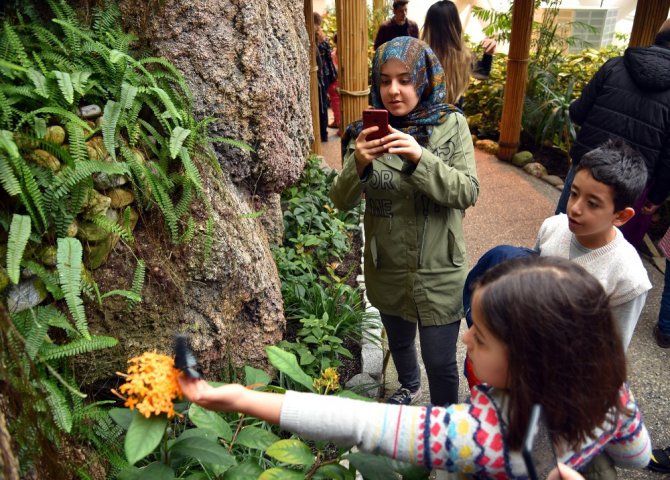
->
xmin=603 ymin=385 xmax=651 ymax=469
xmin=279 ymin=386 xmax=512 ymax=476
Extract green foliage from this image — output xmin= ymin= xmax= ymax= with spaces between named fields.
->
xmin=7 ymin=213 xmax=30 ymax=283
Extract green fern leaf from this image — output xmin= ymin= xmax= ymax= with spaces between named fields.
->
xmin=56 ymin=237 xmax=89 ymax=339
xmin=27 ymin=68 xmax=50 ymax=99
xmin=41 ymin=378 xmax=73 ymax=433
xmin=203 ymin=216 xmax=214 ymax=262
xmin=145 ymin=170 xmax=178 ymax=241
xmin=100 ymin=290 xmax=141 ymax=302
xmin=209 ymin=136 xmax=255 ymax=152
xmin=22 ymin=260 xmax=63 ymax=299
xmin=178 ymin=146 xmax=203 ymax=194
xmin=12 ymin=160 xmax=48 ymax=230
xmin=19 ymin=107 xmax=92 ymax=133
xmin=128 ymin=259 xmax=145 ymax=311
xmin=7 ymin=214 xmax=31 ymax=284
xmin=0 ymin=154 xmax=21 ymax=196
xmin=0 ymin=130 xmax=19 ymax=158
xmin=51 ymin=160 xmax=127 ymax=200
xmin=178 ymin=216 xmax=196 ymax=244
xmin=169 ymin=127 xmax=190 ymax=160
xmin=39 ymin=335 xmax=118 ymax=361
xmin=70 ymin=71 xmax=92 ymax=96
xmin=174 ymin=181 xmax=193 ymax=218
xmin=119 ymin=83 xmax=138 ymax=111
xmin=90 ymin=214 xmax=134 ymax=243
xmin=0 ymin=90 xmax=13 ymax=129
xmin=53 ymin=70 xmax=74 ymax=104
xmin=102 ymin=100 xmax=122 ymax=160
xmin=148 ymin=86 xmax=182 ymax=122
xmin=24 ymin=306 xmax=53 ymax=360
xmin=3 ymin=23 xmax=30 ymax=68
xmin=66 ymin=122 xmax=87 ymax=164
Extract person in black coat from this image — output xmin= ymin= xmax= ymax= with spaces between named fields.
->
xmin=556 ymin=18 xmax=670 ymax=249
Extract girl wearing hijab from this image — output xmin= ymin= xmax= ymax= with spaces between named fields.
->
xmin=330 ymin=36 xmax=479 ymax=407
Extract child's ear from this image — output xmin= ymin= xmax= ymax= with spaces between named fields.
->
xmin=613 ymin=207 xmax=635 ymax=227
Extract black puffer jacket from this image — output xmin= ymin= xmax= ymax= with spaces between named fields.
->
xmin=569 ymin=45 xmax=670 ymax=204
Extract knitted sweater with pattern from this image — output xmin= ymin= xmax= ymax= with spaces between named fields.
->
xmin=279 ymin=385 xmax=650 ymax=479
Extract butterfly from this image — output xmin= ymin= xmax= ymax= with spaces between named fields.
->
xmin=174 ymin=334 xmax=202 ymax=379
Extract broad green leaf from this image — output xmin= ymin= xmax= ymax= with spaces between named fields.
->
xmin=224 ymin=459 xmax=263 ymax=479
xmin=117 ymin=462 xmax=175 ymax=480
xmin=172 ymin=427 xmax=218 ymax=443
xmin=266 ymin=346 xmax=315 ymax=392
xmin=7 ymin=214 xmax=30 ymax=284
xmin=244 ymin=365 xmax=271 ymax=387
xmin=27 ymin=68 xmax=49 ymax=98
xmin=188 ymin=404 xmax=233 ymax=441
xmin=169 ymin=126 xmax=190 ymax=159
xmin=344 ymin=452 xmax=399 ymax=480
xmin=265 ymin=439 xmax=315 ymax=467
xmin=258 ymin=468 xmax=305 ymax=480
xmin=53 ymin=71 xmax=74 ymax=104
xmin=234 ymin=426 xmax=279 ymax=450
xmin=313 ymin=463 xmax=353 ymax=480
xmin=170 ymin=436 xmax=235 ymax=467
xmin=109 ymin=407 xmax=136 ymax=430
xmin=124 ymin=413 xmax=167 ymax=465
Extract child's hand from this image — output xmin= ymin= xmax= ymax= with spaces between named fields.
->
xmin=383 ymin=127 xmax=422 ymax=163
xmin=354 ymin=126 xmax=388 ymax=176
xmin=178 ymin=376 xmax=246 ymax=412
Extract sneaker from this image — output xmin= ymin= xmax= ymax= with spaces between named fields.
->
xmin=647 ymin=446 xmax=670 ymax=474
xmin=386 ymin=387 xmax=422 ymax=405
xmin=653 ymin=325 xmax=670 ymax=348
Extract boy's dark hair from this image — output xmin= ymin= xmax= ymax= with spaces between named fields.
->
xmin=474 ymin=256 xmax=627 ymax=451
xmin=575 ymin=138 xmax=647 ymax=211
xmin=393 ymin=0 xmax=409 ymax=10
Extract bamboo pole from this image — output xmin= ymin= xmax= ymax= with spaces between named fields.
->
xmin=304 ymin=0 xmax=321 ymax=155
xmin=497 ymin=0 xmax=535 ymax=161
xmin=629 ymin=0 xmax=670 ymax=48
xmin=335 ymin=0 xmax=369 ymax=132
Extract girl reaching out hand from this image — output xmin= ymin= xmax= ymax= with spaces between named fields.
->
xmin=179 ymin=256 xmax=651 ymax=478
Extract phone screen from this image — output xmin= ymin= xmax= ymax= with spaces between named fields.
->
xmin=522 ymin=404 xmax=561 ymax=480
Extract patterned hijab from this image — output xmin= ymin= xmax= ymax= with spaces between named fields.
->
xmin=341 ymin=36 xmax=459 ymax=155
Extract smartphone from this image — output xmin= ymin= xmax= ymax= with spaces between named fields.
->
xmin=522 ymin=404 xmax=562 ymax=480
xmin=362 ymin=109 xmax=390 ymax=141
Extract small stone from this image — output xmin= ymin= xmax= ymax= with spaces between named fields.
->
xmin=79 ymin=104 xmax=102 ymax=119
xmin=82 ymin=189 xmax=111 ymax=218
xmin=7 ymin=278 xmax=48 ymax=313
xmin=30 ymin=149 xmax=61 ymax=172
xmin=86 ymin=235 xmax=116 ymax=270
xmin=523 ymin=162 xmax=548 ymax=178
xmin=77 ymin=222 xmax=110 ymax=242
xmin=512 ymin=151 xmax=534 ymax=167
xmin=542 ymin=174 xmax=564 ymax=187
xmin=67 ymin=220 xmax=78 ymax=237
xmin=344 ymin=373 xmax=380 ymax=399
xmin=44 ymin=125 xmax=66 ymax=145
xmin=40 ymin=246 xmax=58 ymax=267
xmin=107 ymin=188 xmax=135 ymax=209
xmin=475 ymin=139 xmax=499 ymax=155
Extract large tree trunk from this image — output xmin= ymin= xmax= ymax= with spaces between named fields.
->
xmin=78 ymin=0 xmax=311 ymax=383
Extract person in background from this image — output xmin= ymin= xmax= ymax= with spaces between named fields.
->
xmin=373 ymin=0 xmax=419 ymax=50
xmin=327 ymin=33 xmax=341 ymax=133
xmin=555 ymin=18 xmax=670 ymax=249
xmin=420 ymin=0 xmax=496 ymax=106
xmin=178 ymin=256 xmax=651 ymax=478
xmin=331 ymin=36 xmax=478 ymax=407
xmin=313 ymin=12 xmax=337 ymax=143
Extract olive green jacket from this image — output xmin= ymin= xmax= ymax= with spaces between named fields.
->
xmin=329 ymin=113 xmax=479 ymax=326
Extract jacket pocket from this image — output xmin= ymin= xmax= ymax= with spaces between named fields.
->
xmin=448 ymin=229 xmax=465 ymax=267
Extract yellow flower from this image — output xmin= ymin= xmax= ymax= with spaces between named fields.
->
xmin=112 ymin=351 xmax=182 ymax=418
xmin=313 ymin=367 xmax=340 ymax=394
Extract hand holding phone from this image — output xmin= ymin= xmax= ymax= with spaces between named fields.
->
xmin=362 ymin=109 xmax=390 ymax=141
xmin=523 ymin=404 xmax=562 ymax=480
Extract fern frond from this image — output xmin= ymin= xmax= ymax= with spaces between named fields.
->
xmin=14 ymin=160 xmax=48 ymax=231
xmin=30 ymin=25 xmax=66 ymax=52
xmin=203 ymin=216 xmax=214 ymax=262
xmin=127 ymin=259 xmax=145 ymax=311
xmin=178 ymin=215 xmax=196 ymax=244
xmin=99 ymin=289 xmax=140 ymax=302
xmin=19 ymin=107 xmax=92 ymax=133
xmin=169 ymin=126 xmax=190 ymax=160
xmin=39 ymin=335 xmax=118 ymax=361
xmin=21 ymin=260 xmax=63 ymax=300
xmin=52 ymin=71 xmax=74 ymax=104
xmin=51 ymin=160 xmax=127 ymax=200
xmin=37 ymin=51 xmax=77 ymax=72
xmin=70 ymin=70 xmax=92 ymax=96
xmin=90 ymin=214 xmax=133 ymax=243
xmin=209 ymin=136 xmax=255 ymax=152
xmin=7 ymin=214 xmax=31 ymax=284
xmin=0 ymin=154 xmax=21 ymax=195
xmin=65 ymin=121 xmax=87 ymax=164
xmin=41 ymin=378 xmax=73 ymax=433
xmin=56 ymin=237 xmax=89 ymax=339
xmin=0 ymin=90 xmax=13 ymax=129
xmin=178 ymin=146 xmax=203 ymax=194
xmin=102 ymin=100 xmax=121 ymax=160
xmin=174 ymin=181 xmax=193 ymax=218
xmin=148 ymin=86 xmax=182 ymax=122
xmin=3 ymin=23 xmax=30 ymax=68
xmin=65 ymin=178 xmax=90 ymax=216
xmin=139 ymin=56 xmax=193 ymax=99
xmin=145 ymin=169 xmax=179 ymax=241
xmin=141 ymin=95 xmax=171 ymax=134
xmin=119 ymin=83 xmax=138 ymax=111
xmin=24 ymin=306 xmax=53 ymax=360
xmin=27 ymin=68 xmax=50 ymax=99
xmin=92 ymin=3 xmax=122 ymax=36
xmin=124 ymin=101 xmax=142 ymax=146
xmin=0 ymin=84 xmax=40 ymax=101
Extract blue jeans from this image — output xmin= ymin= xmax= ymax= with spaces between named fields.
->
xmin=658 ymin=259 xmax=670 ymax=335
xmin=381 ymin=313 xmax=460 ymax=406
xmin=555 ymin=165 xmax=577 ymax=214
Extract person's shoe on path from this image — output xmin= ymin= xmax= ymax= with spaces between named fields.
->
xmin=647 ymin=446 xmax=670 ymax=473
xmin=386 ymin=386 xmax=422 ymax=405
xmin=653 ymin=325 xmax=670 ymax=348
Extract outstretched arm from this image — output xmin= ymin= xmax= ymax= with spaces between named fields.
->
xmin=178 ymin=377 xmax=284 ymax=424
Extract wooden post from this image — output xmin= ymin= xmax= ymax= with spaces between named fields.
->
xmin=629 ymin=0 xmax=670 ymax=48
xmin=335 ymin=0 xmax=369 ymax=133
xmin=304 ymin=0 xmax=321 ymax=155
xmin=497 ymin=0 xmax=535 ymax=161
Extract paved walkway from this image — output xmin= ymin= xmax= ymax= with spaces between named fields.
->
xmin=321 ymin=133 xmax=669 ymax=478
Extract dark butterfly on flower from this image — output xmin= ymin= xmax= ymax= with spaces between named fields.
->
xmin=174 ymin=334 xmax=202 ymax=379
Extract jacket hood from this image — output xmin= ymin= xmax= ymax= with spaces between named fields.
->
xmin=624 ymin=46 xmax=670 ymax=91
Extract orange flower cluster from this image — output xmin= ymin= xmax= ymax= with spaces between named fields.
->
xmin=113 ymin=352 xmax=183 ymax=418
